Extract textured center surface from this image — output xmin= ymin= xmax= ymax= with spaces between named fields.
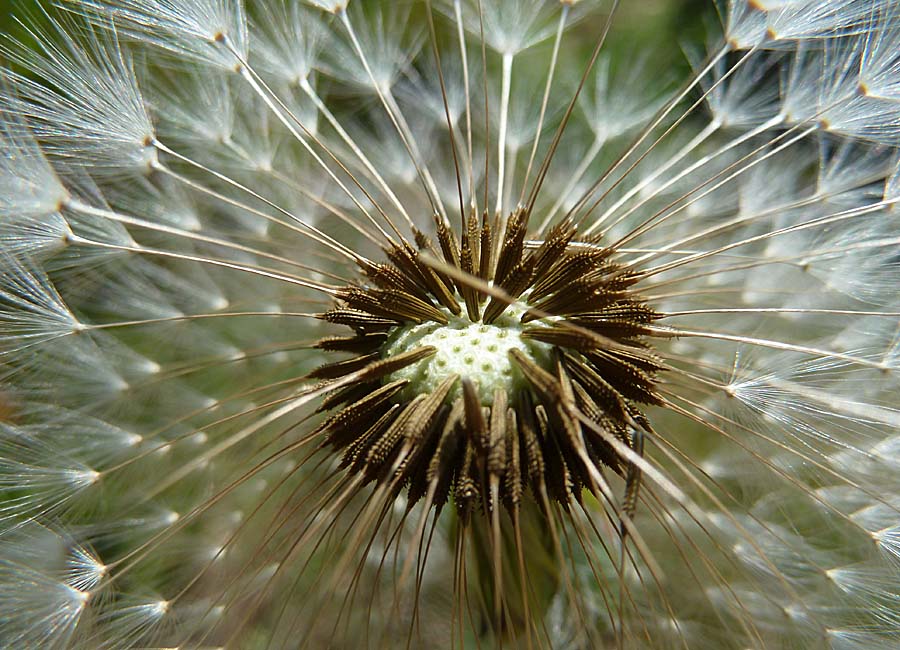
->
xmin=383 ymin=306 xmax=550 ymax=404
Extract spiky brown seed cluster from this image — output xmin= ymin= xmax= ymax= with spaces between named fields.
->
xmin=312 ymin=209 xmax=664 ymax=522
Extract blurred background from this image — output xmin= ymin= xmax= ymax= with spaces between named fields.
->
xmin=1 ymin=0 xmax=716 ymax=76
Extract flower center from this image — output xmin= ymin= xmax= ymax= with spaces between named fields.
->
xmin=382 ymin=304 xmax=552 ymax=405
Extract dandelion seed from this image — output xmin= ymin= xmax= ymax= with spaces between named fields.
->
xmin=1 ymin=1 xmax=899 ymax=649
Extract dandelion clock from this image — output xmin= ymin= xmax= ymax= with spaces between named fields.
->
xmin=1 ymin=1 xmax=899 ymax=648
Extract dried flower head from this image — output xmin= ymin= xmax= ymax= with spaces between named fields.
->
xmin=1 ymin=1 xmax=899 ymax=649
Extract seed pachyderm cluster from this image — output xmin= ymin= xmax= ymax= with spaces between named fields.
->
xmin=1 ymin=1 xmax=899 ymax=649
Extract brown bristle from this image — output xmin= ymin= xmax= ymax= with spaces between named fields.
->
xmin=413 ymin=227 xmax=431 ymax=250
xmin=314 ymin=333 xmax=388 ymax=354
xmin=479 ymin=211 xmax=493 ymax=281
xmin=493 ymin=208 xmax=528 ymax=287
xmin=464 ymin=211 xmax=480 ymax=274
xmin=307 ymin=352 xmax=381 ymax=380
xmin=338 ymin=287 xmax=449 ymax=325
xmin=322 ymin=309 xmax=398 ymax=330
xmin=435 ymin=215 xmax=462 ymax=278
xmin=316 ymin=381 xmax=381 ymax=414
xmin=459 ymin=236 xmax=482 ymax=322
xmin=529 ymin=217 xmax=577 ymax=282
xmin=386 ymin=245 xmax=460 ymax=315
xmin=362 ymin=261 xmax=430 ymax=301
xmin=482 ymin=259 xmax=533 ymax=324
xmin=528 ymin=249 xmax=610 ymax=303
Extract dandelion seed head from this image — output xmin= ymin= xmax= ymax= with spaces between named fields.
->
xmin=72 ymin=0 xmax=249 ymax=69
xmin=1 ymin=0 xmax=899 ymax=647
